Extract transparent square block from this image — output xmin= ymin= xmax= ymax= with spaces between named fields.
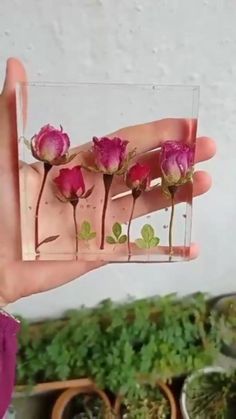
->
xmin=16 ymin=83 xmax=199 ymax=262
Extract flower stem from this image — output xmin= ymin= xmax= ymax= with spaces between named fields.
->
xmin=168 ymin=186 xmax=177 ymax=261
xmin=127 ymin=189 xmax=141 ymax=260
xmin=100 ymin=174 xmax=113 ymax=250
xmin=72 ymin=202 xmax=79 ymax=260
xmin=35 ymin=163 xmax=52 ymax=258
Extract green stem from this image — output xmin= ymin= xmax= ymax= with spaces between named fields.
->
xmin=35 ymin=163 xmax=52 ymax=258
xmin=100 ymin=174 xmax=113 ymax=250
xmin=72 ymin=202 xmax=79 ymax=260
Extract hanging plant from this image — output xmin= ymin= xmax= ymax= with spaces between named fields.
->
xmin=125 ymin=162 xmax=151 ymax=259
xmin=79 ymin=137 xmax=136 ymax=250
xmin=160 ymin=141 xmax=194 ymax=259
xmin=54 ymin=166 xmax=94 ymax=260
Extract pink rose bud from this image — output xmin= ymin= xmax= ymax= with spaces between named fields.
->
xmin=93 ymin=136 xmax=128 ymax=174
xmin=31 ymin=124 xmax=70 ymax=165
xmin=160 ymin=141 xmax=194 ymax=187
xmin=126 ymin=162 xmax=151 ymax=192
xmin=54 ymin=166 xmax=85 ymax=204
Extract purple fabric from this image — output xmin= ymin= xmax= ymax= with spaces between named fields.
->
xmin=0 ymin=312 xmax=20 ymax=419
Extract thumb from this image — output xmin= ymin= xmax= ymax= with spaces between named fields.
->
xmin=2 ymin=58 xmax=27 ymax=96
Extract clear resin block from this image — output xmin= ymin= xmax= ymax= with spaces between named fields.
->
xmin=16 ymin=83 xmax=199 ymax=262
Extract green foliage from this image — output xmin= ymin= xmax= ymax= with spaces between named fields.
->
xmin=122 ymin=384 xmax=170 ymax=418
xmin=186 ymin=369 xmax=236 ymax=418
xmin=17 ymin=293 xmax=222 ymax=402
xmin=135 ymin=224 xmax=160 ymax=249
xmin=106 ymin=222 xmax=127 ymax=245
xmin=78 ymin=221 xmax=96 ymax=241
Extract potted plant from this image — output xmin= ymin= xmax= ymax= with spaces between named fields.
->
xmin=114 ymin=381 xmax=177 ymax=419
xmin=15 ymin=293 xmax=222 ymax=418
xmin=51 ymin=386 xmax=113 ymax=419
xmin=212 ymin=294 xmax=236 ymax=358
xmin=180 ymin=366 xmax=236 ymax=419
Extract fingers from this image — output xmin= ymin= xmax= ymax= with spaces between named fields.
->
xmin=111 ymin=137 xmax=216 ymax=196
xmin=0 ymin=58 xmax=27 ymax=260
xmin=111 ymin=118 xmax=197 ymax=153
xmin=112 ymin=170 xmax=211 ymax=221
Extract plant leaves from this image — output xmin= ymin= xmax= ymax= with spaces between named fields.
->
xmin=106 ymin=236 xmax=117 ymax=244
xmin=23 ymin=137 xmax=31 ymax=149
xmin=112 ymin=222 xmax=122 ymax=239
xmin=37 ymin=235 xmax=60 ymax=248
xmin=149 ymin=237 xmax=160 ymax=248
xmin=118 ymin=234 xmax=127 ymax=244
xmin=81 ymin=221 xmax=91 ymax=235
xmin=141 ymin=224 xmax=154 ymax=242
xmin=82 ymin=185 xmax=95 ymax=199
xmin=88 ymin=232 xmax=96 ymax=240
xmin=135 ymin=238 xmax=148 ymax=249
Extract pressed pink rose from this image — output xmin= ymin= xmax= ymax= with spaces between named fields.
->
xmin=54 ymin=166 xmax=86 ymax=204
xmin=31 ymin=124 xmax=70 ymax=165
xmin=160 ymin=141 xmax=194 ymax=187
xmin=126 ymin=163 xmax=151 ymax=192
xmin=93 ymin=136 xmax=129 ymax=174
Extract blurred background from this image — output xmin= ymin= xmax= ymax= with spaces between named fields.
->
xmin=0 ymin=0 xmax=235 ymax=319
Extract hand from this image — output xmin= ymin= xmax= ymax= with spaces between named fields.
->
xmin=0 ymin=58 xmax=216 ymax=306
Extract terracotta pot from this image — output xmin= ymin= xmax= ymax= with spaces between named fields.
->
xmin=114 ymin=380 xmax=177 ymax=419
xmin=51 ymin=384 xmax=113 ymax=419
xmin=15 ymin=378 xmax=95 ymax=396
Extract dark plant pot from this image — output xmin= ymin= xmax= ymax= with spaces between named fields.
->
xmin=51 ymin=383 xmax=113 ymax=419
xmin=114 ymin=381 xmax=177 ymax=419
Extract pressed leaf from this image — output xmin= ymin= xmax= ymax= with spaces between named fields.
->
xmin=118 ymin=234 xmax=127 ymax=244
xmin=141 ymin=224 xmax=154 ymax=242
xmin=88 ymin=232 xmax=96 ymax=240
xmin=23 ymin=137 xmax=31 ymax=149
xmin=112 ymin=222 xmax=122 ymax=239
xmin=106 ymin=236 xmax=117 ymax=244
xmin=149 ymin=237 xmax=160 ymax=248
xmin=135 ymin=238 xmax=148 ymax=249
xmin=82 ymin=185 xmax=95 ymax=199
xmin=81 ymin=221 xmax=91 ymax=235
xmin=37 ymin=235 xmax=60 ymax=248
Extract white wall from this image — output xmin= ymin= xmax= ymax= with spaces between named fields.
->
xmin=1 ymin=0 xmax=236 ymax=319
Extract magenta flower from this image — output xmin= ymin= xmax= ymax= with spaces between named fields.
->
xmin=92 ymin=136 xmax=129 ymax=174
xmin=31 ymin=124 xmax=70 ymax=165
xmin=126 ymin=163 xmax=151 ymax=259
xmin=54 ymin=166 xmax=86 ymax=203
xmin=54 ymin=166 xmax=94 ymax=260
xmin=160 ymin=141 xmax=194 ymax=193
xmin=126 ymin=162 xmax=151 ymax=193
xmin=160 ymin=140 xmax=194 ymax=259
xmin=79 ymin=136 xmax=136 ymax=250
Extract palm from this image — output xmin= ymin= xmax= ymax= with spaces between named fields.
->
xmin=0 ymin=59 xmax=216 ymax=306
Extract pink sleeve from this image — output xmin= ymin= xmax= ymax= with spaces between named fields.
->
xmin=0 ymin=311 xmax=20 ymax=419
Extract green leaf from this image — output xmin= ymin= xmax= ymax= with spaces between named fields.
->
xmin=88 ymin=232 xmax=96 ymax=240
xmin=81 ymin=221 xmax=91 ymax=235
xmin=141 ymin=224 xmax=154 ymax=242
xmin=106 ymin=236 xmax=117 ymax=244
xmin=149 ymin=237 xmax=160 ymax=248
xmin=37 ymin=235 xmax=60 ymax=248
xmin=112 ymin=222 xmax=122 ymax=239
xmin=135 ymin=238 xmax=148 ymax=249
xmin=118 ymin=234 xmax=127 ymax=244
